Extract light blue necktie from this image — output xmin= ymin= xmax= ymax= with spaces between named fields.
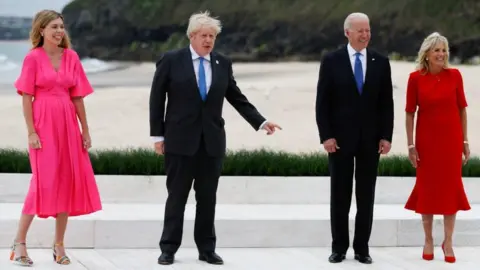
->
xmin=354 ymin=52 xmax=363 ymax=94
xmin=198 ymin=57 xmax=207 ymax=101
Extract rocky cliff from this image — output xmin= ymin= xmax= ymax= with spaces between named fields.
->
xmin=62 ymin=0 xmax=480 ymax=63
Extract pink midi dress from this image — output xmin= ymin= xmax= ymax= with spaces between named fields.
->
xmin=14 ymin=47 xmax=102 ymax=218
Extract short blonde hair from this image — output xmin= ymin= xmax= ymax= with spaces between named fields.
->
xmin=30 ymin=9 xmax=71 ymax=49
xmin=186 ymin=11 xmax=222 ymax=38
xmin=415 ymin=32 xmax=450 ymax=73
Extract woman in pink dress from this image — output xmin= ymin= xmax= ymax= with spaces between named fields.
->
xmin=9 ymin=10 xmax=102 ymax=267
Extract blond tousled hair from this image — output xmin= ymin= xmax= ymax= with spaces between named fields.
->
xmin=30 ymin=10 xmax=71 ymax=49
xmin=415 ymin=32 xmax=450 ymax=73
xmin=186 ymin=10 xmax=222 ymax=38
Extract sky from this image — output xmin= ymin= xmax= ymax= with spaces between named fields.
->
xmin=0 ymin=0 xmax=72 ymax=17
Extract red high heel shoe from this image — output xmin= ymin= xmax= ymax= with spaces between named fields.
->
xmin=422 ymin=252 xmax=434 ymax=261
xmin=422 ymin=245 xmax=434 ymax=261
xmin=441 ymin=242 xmax=456 ymax=263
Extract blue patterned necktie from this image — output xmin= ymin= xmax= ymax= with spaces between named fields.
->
xmin=354 ymin=52 xmax=363 ymax=94
xmin=198 ymin=57 xmax=207 ymax=101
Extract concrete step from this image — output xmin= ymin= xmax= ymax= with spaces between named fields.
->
xmin=1 ymin=203 xmax=479 ymax=249
xmin=2 ymin=173 xmax=480 ymax=204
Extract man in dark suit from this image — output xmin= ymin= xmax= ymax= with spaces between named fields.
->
xmin=149 ymin=11 xmax=281 ymax=265
xmin=315 ymin=12 xmax=394 ymax=264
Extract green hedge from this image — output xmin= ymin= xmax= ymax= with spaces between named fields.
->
xmin=0 ymin=148 xmax=479 ymax=177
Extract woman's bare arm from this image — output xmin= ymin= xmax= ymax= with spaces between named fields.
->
xmin=405 ymin=112 xmax=415 ymax=146
xmin=460 ymin=108 xmax=468 ymax=142
xmin=72 ymin=97 xmax=89 ymax=133
xmin=22 ymin=94 xmax=35 ymax=135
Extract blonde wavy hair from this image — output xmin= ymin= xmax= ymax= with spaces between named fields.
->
xmin=415 ymin=32 xmax=450 ymax=73
xmin=30 ymin=10 xmax=71 ymax=49
xmin=186 ymin=10 xmax=222 ymax=38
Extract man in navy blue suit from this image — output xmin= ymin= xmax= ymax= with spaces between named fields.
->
xmin=315 ymin=12 xmax=394 ymax=264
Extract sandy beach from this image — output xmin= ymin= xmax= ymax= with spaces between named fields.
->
xmin=1 ymin=60 xmax=479 ymax=156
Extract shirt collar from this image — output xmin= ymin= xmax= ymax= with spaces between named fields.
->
xmin=190 ymin=45 xmax=211 ymax=61
xmin=347 ymin=43 xmax=367 ymax=57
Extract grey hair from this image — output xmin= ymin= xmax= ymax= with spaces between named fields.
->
xmin=344 ymin=12 xmax=369 ymax=32
xmin=415 ymin=32 xmax=450 ymax=73
xmin=186 ymin=10 xmax=222 ymax=38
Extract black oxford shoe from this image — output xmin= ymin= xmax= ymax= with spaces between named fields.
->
xmin=199 ymin=252 xmax=224 ymax=265
xmin=328 ymin=252 xmax=346 ymax=263
xmin=158 ymin=252 xmax=174 ymax=265
xmin=354 ymin=254 xmax=373 ymax=264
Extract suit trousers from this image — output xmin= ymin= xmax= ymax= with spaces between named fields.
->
xmin=328 ymin=139 xmax=380 ymax=256
xmin=159 ymin=138 xmax=223 ymax=253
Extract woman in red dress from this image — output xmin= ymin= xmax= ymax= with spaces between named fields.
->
xmin=404 ymin=32 xmax=471 ymax=263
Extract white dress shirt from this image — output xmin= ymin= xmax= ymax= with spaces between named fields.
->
xmin=152 ymin=45 xmax=267 ymax=143
xmin=347 ymin=43 xmax=367 ymax=82
xmin=191 ymin=45 xmax=213 ymax=93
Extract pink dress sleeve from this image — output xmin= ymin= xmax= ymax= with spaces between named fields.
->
xmin=14 ymin=53 xmax=37 ymax=96
xmin=405 ymin=72 xmax=418 ymax=113
xmin=70 ymin=53 xmax=94 ymax=98
xmin=454 ymin=69 xmax=468 ymax=108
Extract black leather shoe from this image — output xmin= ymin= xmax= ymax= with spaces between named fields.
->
xmin=328 ymin=252 xmax=346 ymax=263
xmin=158 ymin=252 xmax=174 ymax=265
xmin=354 ymin=254 xmax=373 ymax=264
xmin=199 ymin=252 xmax=224 ymax=265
